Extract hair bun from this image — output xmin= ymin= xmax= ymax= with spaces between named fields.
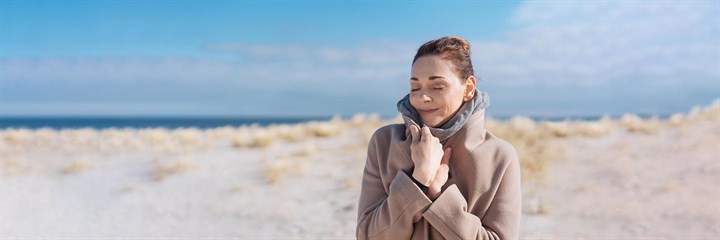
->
xmin=413 ymin=35 xmax=475 ymax=81
xmin=445 ymin=36 xmax=471 ymax=52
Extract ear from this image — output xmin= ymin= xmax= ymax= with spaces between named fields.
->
xmin=463 ymin=76 xmax=477 ymax=101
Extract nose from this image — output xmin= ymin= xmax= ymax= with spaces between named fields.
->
xmin=421 ymin=94 xmax=431 ymax=103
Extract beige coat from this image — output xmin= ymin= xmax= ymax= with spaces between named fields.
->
xmin=356 ymin=109 xmax=521 ymax=240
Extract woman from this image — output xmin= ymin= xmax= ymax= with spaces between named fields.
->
xmin=356 ymin=36 xmax=521 ymax=240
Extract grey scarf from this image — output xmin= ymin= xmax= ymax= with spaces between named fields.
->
xmin=397 ymin=89 xmax=489 ymax=142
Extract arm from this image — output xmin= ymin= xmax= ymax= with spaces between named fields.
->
xmin=356 ymin=134 xmax=433 ymax=240
xmin=422 ymin=148 xmax=522 ymax=240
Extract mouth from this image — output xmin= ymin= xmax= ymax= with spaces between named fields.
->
xmin=417 ymin=108 xmax=439 ymax=115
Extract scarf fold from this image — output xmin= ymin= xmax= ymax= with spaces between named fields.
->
xmin=397 ymin=89 xmax=489 ymax=142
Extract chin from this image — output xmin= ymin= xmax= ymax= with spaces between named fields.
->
xmin=421 ymin=117 xmax=442 ymax=128
xmin=423 ymin=113 xmax=455 ymax=127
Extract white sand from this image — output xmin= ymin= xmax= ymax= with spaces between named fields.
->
xmin=522 ymin=119 xmax=719 ymax=239
xmin=1 ymin=111 xmax=718 ymax=239
xmin=1 ymin=124 xmax=368 ymax=238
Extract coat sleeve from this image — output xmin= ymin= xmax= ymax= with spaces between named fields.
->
xmin=356 ymin=132 xmax=433 ymax=240
xmin=421 ymin=146 xmax=522 ymax=240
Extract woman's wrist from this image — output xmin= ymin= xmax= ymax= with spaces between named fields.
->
xmin=411 ymin=169 xmax=433 ymax=187
xmin=427 ymin=188 xmax=442 ymax=201
xmin=409 ymin=174 xmax=430 ymax=193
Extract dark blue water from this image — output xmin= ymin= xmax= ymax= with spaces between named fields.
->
xmin=0 ymin=113 xmax=671 ymax=130
xmin=491 ymin=113 xmax=672 ymax=122
xmin=0 ymin=116 xmax=334 ymax=130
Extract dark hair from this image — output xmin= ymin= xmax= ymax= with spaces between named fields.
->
xmin=412 ymin=36 xmax=475 ymax=81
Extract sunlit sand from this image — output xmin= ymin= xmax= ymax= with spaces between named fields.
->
xmin=1 ymin=101 xmax=718 ymax=238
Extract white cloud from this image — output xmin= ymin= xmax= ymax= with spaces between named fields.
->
xmin=5 ymin=1 xmax=714 ymax=90
xmin=205 ymin=41 xmax=414 ymax=66
xmin=475 ymin=1 xmax=719 ymax=87
xmin=0 ymin=102 xmax=205 ymax=116
xmin=1 ymin=1 xmax=717 ymax=115
xmin=0 ymin=42 xmax=414 ymax=92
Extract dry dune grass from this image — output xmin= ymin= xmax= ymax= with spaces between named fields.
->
xmin=485 ymin=99 xmax=719 ymax=186
xmin=1 ymin=128 xmax=33 ymax=154
xmin=306 ymin=116 xmax=344 ymax=137
xmin=619 ymin=114 xmax=661 ymax=134
xmin=99 ymin=128 xmax=144 ymax=153
xmin=2 ymin=102 xmax=718 ymax=238
xmin=152 ymin=156 xmax=197 ymax=181
xmin=262 ymin=156 xmax=304 ymax=185
xmin=683 ymin=99 xmax=720 ymax=125
xmin=172 ymin=128 xmax=210 ymax=151
xmin=290 ymin=141 xmax=320 ymax=157
xmin=486 ymin=116 xmax=566 ymax=186
xmin=229 ymin=117 xmax=347 ymax=149
xmin=2 ymin=128 xmax=33 ymax=145
xmin=61 ymin=158 xmax=91 ymax=175
xmin=0 ymin=154 xmax=31 ymax=176
xmin=0 ymin=114 xmax=382 ymax=156
xmin=1 ymin=101 xmax=718 ymax=186
xmin=204 ymin=126 xmax=236 ymax=141
xmin=274 ymin=124 xmax=308 ymax=143
xmin=539 ymin=116 xmax=615 ymax=138
xmin=248 ymin=128 xmax=276 ymax=148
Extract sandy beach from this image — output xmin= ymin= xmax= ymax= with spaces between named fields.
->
xmin=1 ymin=102 xmax=718 ymax=239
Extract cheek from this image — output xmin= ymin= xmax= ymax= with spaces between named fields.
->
xmin=440 ymin=91 xmax=464 ymax=111
xmin=437 ymin=94 xmax=454 ymax=108
xmin=408 ymin=94 xmax=421 ymax=108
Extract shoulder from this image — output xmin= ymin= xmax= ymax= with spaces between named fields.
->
xmin=368 ymin=123 xmax=406 ymax=146
xmin=365 ymin=123 xmax=410 ymax=167
xmin=476 ymin=130 xmax=520 ymax=167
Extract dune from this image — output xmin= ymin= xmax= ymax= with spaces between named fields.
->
xmin=0 ymin=101 xmax=718 ymax=238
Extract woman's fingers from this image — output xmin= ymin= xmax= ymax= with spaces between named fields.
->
xmin=441 ymin=148 xmax=452 ymax=165
xmin=410 ymin=124 xmax=449 ymax=187
xmin=421 ymin=126 xmax=432 ymax=142
xmin=428 ymin=149 xmax=452 ymax=191
xmin=410 ymin=125 xmax=420 ymax=144
xmin=438 ymin=163 xmax=450 ymax=182
xmin=430 ymin=163 xmax=450 ymax=189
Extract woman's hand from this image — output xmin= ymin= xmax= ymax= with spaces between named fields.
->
xmin=427 ymin=148 xmax=451 ymax=200
xmin=409 ymin=125 xmax=452 ymax=188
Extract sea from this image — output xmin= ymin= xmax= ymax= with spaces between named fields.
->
xmin=0 ymin=114 xmax=672 ymax=130
xmin=0 ymin=116 xmax=335 ymax=130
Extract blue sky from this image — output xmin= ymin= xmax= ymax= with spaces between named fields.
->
xmin=1 ymin=1 xmax=718 ymax=117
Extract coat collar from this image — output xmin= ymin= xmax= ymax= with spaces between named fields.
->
xmin=403 ymin=108 xmax=487 ymax=148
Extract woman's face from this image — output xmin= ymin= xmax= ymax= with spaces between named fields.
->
xmin=410 ymin=55 xmax=475 ymax=128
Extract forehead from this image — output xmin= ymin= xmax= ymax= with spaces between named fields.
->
xmin=411 ymin=55 xmax=456 ymax=77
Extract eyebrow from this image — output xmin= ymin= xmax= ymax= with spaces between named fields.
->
xmin=410 ymin=75 xmax=447 ymax=81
